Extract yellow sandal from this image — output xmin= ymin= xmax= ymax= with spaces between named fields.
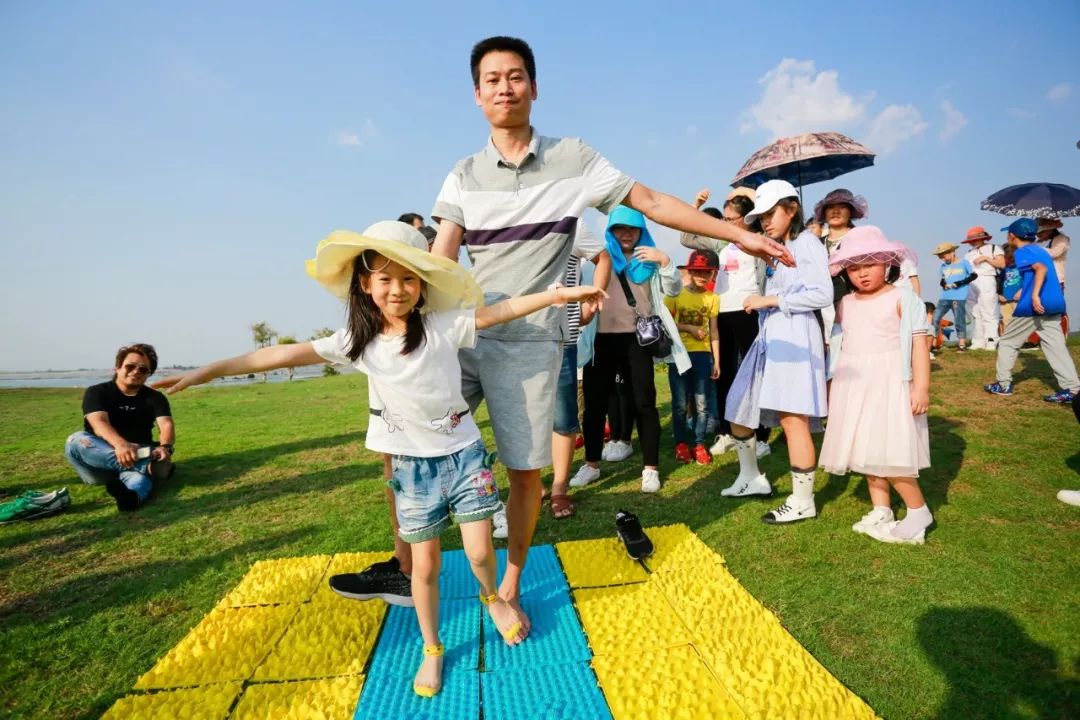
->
xmin=480 ymin=592 xmax=522 ymax=643
xmin=412 ymin=643 xmax=444 ymax=698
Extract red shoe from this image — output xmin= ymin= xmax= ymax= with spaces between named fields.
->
xmin=694 ymin=444 xmax=712 ymax=465
xmin=674 ymin=442 xmax=692 ymax=464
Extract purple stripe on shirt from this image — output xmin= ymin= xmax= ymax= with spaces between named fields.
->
xmin=464 ymin=216 xmax=579 ymax=247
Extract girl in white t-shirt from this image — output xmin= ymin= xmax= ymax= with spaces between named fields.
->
xmin=156 ymin=221 xmax=603 ymax=700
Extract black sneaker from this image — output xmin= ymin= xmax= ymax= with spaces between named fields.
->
xmin=615 ymin=510 xmax=653 ymax=560
xmin=329 ymin=556 xmax=414 ymax=607
xmin=105 ymin=480 xmax=140 ymax=512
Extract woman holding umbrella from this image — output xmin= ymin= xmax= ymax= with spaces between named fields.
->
xmin=813 ymin=188 xmax=868 ymax=256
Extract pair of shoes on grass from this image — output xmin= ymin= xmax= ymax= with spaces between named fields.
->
xmin=674 ymin=442 xmax=711 ymax=465
xmin=984 ymin=382 xmax=1077 ymax=404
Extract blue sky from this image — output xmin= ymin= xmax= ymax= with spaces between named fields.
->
xmin=1 ymin=0 xmax=1078 ymax=371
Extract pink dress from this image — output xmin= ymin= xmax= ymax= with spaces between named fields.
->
xmin=819 ymin=288 xmax=930 ymax=477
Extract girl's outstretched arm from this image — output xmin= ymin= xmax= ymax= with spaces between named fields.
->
xmin=153 ymin=342 xmax=325 ymax=394
xmin=476 ymin=286 xmax=607 ymax=330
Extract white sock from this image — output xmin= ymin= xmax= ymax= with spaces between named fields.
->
xmin=732 ymin=435 xmax=760 ymax=478
xmin=791 ymin=469 xmax=816 ymax=503
xmin=892 ymin=504 xmax=933 ymax=539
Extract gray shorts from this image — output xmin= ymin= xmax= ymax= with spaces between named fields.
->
xmin=459 ymin=337 xmax=562 ymax=471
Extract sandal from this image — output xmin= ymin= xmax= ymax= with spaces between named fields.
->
xmin=480 ymin=592 xmax=523 ymax=644
xmin=549 ymin=494 xmax=575 ymax=520
xmin=615 ymin=509 xmax=653 ymax=560
xmin=413 ymin=642 xmax=444 ymax=698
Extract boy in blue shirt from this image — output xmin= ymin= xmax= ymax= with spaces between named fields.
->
xmin=985 ymin=218 xmax=1079 ymax=403
xmin=931 ymin=242 xmax=976 ymax=351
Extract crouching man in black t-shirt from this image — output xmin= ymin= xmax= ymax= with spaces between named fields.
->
xmin=64 ymin=343 xmax=175 ymax=511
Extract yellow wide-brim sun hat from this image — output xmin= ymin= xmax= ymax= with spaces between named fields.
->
xmin=305 ymin=221 xmax=484 ymax=313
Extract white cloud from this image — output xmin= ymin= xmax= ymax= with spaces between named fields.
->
xmin=1007 ymin=107 xmax=1036 ymax=120
xmin=864 ymin=104 xmax=928 ymax=155
xmin=337 ymin=132 xmax=361 ymax=147
xmin=334 ymin=119 xmax=379 ymax=149
xmin=1047 ymin=83 xmax=1071 ymax=102
xmin=740 ymin=58 xmax=869 ymax=138
xmin=938 ymin=100 xmax=967 ymax=143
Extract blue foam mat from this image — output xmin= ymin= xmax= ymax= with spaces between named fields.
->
xmin=439 ymin=544 xmax=569 ymax=600
xmin=363 ymin=599 xmax=480 ymax=680
xmin=497 ymin=545 xmax=569 ymax=598
xmin=481 ymin=661 xmax=613 ymax=720
xmin=482 ymin=585 xmax=591 ymax=671
xmin=354 ymin=663 xmax=480 ymax=720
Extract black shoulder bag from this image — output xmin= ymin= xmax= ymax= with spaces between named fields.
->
xmin=617 ymin=271 xmax=673 ymax=358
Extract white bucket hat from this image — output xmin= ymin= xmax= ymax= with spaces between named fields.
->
xmin=745 ymin=180 xmax=800 ymax=225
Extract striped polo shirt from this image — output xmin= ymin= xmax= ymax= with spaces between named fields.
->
xmin=432 ymin=130 xmax=634 ymax=342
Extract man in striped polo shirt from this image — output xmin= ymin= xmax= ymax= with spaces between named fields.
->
xmin=426 ymin=36 xmax=790 ymax=636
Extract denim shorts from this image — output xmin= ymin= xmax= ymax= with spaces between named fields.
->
xmin=389 ymin=439 xmax=500 ymax=543
xmin=553 ymin=344 xmax=580 ymax=434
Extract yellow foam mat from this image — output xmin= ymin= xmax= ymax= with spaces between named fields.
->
xmin=647 ymin=559 xmax=877 ymax=719
xmin=232 ymin=675 xmax=365 ymax=720
xmin=135 ymin=605 xmax=298 ymax=689
xmin=220 ymin=556 xmax=331 ymax=607
xmin=309 ymin=551 xmax=393 ymax=604
xmin=100 ymin=682 xmax=242 ymax=720
xmin=573 ymin=582 xmax=690 ymax=655
xmin=555 ymin=537 xmax=648 ymax=588
xmin=253 ymin=596 xmax=386 ymax=680
xmin=592 ymin=644 xmax=746 ymax=720
xmin=640 ymin=523 xmax=725 ymax=573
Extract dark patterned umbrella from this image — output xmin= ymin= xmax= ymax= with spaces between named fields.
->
xmin=731 ymin=132 xmax=875 ymax=189
xmin=980 ymin=182 xmax=1080 ymax=219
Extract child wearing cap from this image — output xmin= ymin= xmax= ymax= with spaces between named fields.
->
xmin=961 ymin=226 xmax=1005 ymax=350
xmin=985 ymin=218 xmax=1080 ymax=404
xmin=665 ymin=250 xmax=721 ymax=464
xmin=931 ymin=243 xmax=976 ymax=351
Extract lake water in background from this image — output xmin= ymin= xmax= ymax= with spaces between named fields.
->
xmin=0 ymin=365 xmax=348 ymax=389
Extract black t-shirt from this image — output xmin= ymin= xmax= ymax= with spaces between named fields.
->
xmin=82 ymin=381 xmax=171 ymax=445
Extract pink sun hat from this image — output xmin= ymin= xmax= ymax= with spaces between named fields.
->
xmin=827 ymin=225 xmax=914 ymax=277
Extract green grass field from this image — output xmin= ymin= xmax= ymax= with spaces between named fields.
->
xmin=2 ymin=345 xmax=1078 ymax=719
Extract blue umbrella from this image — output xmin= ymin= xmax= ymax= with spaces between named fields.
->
xmin=980 ymin=182 xmax=1080 ymax=219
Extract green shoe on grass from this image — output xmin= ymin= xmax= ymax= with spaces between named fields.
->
xmin=0 ymin=488 xmax=71 ymax=524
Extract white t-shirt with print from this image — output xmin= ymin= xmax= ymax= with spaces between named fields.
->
xmin=715 ymin=243 xmax=761 ymax=312
xmin=312 ymin=310 xmax=481 ymax=458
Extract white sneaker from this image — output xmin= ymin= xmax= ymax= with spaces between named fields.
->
xmin=601 ymin=442 xmax=615 ymax=461
xmin=1057 ymin=489 xmax=1080 ymax=507
xmin=605 ymin=440 xmax=633 ymax=462
xmin=720 ymin=473 xmax=772 ymax=497
xmin=641 ymin=468 xmax=661 ymax=493
xmin=755 ymin=442 xmax=771 ymax=459
xmin=761 ymin=495 xmax=816 ymax=524
xmin=852 ymin=507 xmax=895 ymax=535
xmin=569 ymin=464 xmax=600 ymax=488
xmin=865 ymin=520 xmax=925 ymax=545
xmin=491 ymin=505 xmax=508 ymax=540
xmin=709 ymin=434 xmax=735 ymax=456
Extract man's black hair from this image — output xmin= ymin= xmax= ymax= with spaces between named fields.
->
xmin=470 ymin=36 xmax=536 ymax=87
xmin=397 ymin=212 xmax=424 ymax=226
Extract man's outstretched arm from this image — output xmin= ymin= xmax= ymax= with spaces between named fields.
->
xmin=623 ymin=182 xmax=795 ymax=267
